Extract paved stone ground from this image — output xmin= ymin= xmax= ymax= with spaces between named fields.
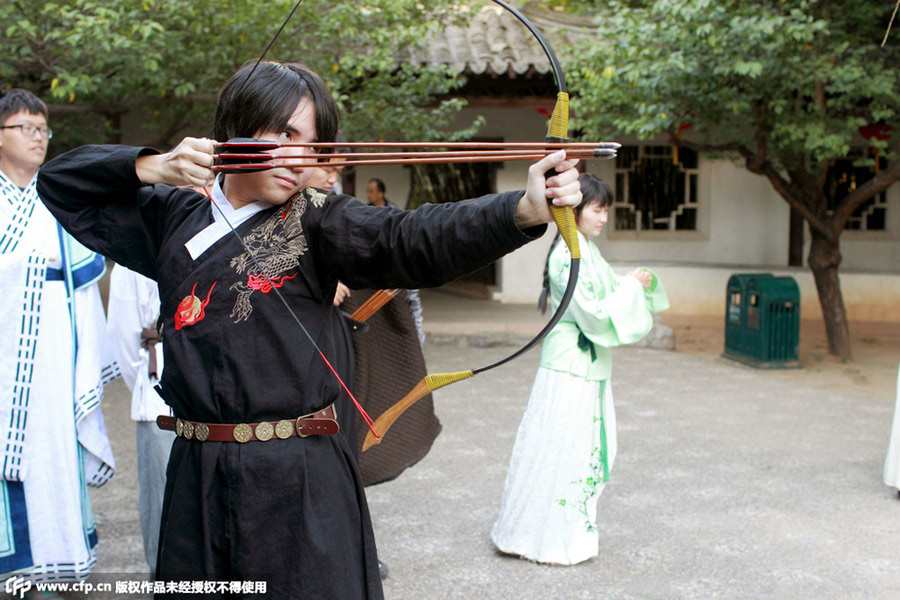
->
xmin=81 ymin=334 xmax=900 ymax=599
xmin=369 ymin=343 xmax=899 ymax=600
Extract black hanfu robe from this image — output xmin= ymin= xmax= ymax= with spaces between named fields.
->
xmin=37 ymin=145 xmax=547 ymax=599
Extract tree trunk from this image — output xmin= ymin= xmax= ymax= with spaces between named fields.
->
xmin=807 ymin=229 xmax=852 ymax=359
xmin=788 ymin=208 xmax=804 ymax=266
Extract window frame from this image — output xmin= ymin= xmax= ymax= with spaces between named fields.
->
xmin=607 ymin=143 xmax=709 ymax=241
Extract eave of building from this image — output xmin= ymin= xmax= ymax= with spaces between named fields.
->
xmin=408 ymin=1 xmax=595 ymax=99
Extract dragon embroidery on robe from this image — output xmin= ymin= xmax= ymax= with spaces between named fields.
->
xmin=228 ymin=187 xmax=328 ymax=322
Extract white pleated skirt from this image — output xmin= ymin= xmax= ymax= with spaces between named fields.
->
xmin=491 ymin=367 xmax=617 ymax=565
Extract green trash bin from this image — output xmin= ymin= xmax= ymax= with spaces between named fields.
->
xmin=724 ymin=273 xmax=772 ymax=358
xmin=723 ymin=274 xmax=800 ymax=368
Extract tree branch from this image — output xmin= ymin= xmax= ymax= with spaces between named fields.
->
xmin=735 ymin=147 xmax=834 ymax=240
xmin=832 ymin=161 xmax=900 ymax=232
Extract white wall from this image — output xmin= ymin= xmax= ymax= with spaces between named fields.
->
xmin=634 ymin=264 xmax=900 ymax=323
xmin=600 ymin=158 xmax=790 ymax=265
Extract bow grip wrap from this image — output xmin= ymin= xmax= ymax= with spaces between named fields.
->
xmin=544 ymin=92 xmax=581 ymax=260
xmin=550 ymin=204 xmax=581 ymax=260
xmin=546 ymin=92 xmax=570 ymax=143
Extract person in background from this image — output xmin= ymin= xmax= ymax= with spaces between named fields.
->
xmin=310 ymin=149 xmax=434 ymax=581
xmin=0 ymin=89 xmax=116 ymax=596
xmin=492 ymin=173 xmax=668 ymax=566
xmin=365 ymin=178 xmax=395 ymax=208
xmin=106 ymin=263 xmax=174 ymax=572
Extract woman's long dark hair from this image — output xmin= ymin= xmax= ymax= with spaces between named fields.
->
xmin=537 ymin=173 xmax=613 ymax=313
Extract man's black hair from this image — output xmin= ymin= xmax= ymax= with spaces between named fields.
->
xmin=0 ymin=89 xmax=48 ymax=125
xmin=213 ymin=61 xmax=338 ymax=150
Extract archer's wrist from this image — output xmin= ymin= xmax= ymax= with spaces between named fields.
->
xmin=135 ymin=154 xmax=170 ymax=185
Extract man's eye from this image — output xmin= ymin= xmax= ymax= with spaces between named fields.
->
xmin=279 ymin=131 xmax=292 ymax=140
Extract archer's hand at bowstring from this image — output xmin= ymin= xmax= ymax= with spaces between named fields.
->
xmin=136 ymin=137 xmax=218 ymax=189
xmin=514 ymin=150 xmax=581 ymax=230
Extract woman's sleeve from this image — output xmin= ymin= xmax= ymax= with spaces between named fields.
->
xmin=548 ymin=245 xmax=653 ymax=348
xmin=642 ymin=269 xmax=671 ymax=313
xmin=37 ymin=145 xmax=174 ymax=279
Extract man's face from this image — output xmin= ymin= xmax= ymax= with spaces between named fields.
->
xmin=366 ymin=180 xmax=381 ymax=205
xmin=222 ymin=98 xmax=319 ymax=208
xmin=0 ymin=110 xmax=49 ymax=172
xmin=307 ymin=162 xmax=342 ymax=192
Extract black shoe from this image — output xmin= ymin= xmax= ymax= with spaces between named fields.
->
xmin=378 ymin=560 xmax=389 ymax=580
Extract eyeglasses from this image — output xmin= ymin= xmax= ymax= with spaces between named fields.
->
xmin=0 ymin=124 xmax=53 ymax=140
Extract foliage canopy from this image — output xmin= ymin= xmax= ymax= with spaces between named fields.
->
xmin=1 ymin=0 xmax=479 ymax=151
xmin=569 ymin=0 xmax=898 ymax=177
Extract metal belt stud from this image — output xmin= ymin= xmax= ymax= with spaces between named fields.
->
xmin=233 ymin=423 xmax=253 ymax=443
xmin=255 ymin=421 xmax=275 ymax=442
xmin=194 ymin=423 xmax=210 ymax=442
xmin=275 ymin=420 xmax=294 ymax=439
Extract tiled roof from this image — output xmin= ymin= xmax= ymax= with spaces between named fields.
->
xmin=408 ymin=3 xmax=590 ymax=78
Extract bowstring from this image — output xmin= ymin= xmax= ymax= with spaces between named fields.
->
xmin=201 ymin=186 xmax=378 ymax=436
xmin=230 ymin=0 xmax=306 ymax=99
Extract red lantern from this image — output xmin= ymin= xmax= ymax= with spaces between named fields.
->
xmin=673 ymin=123 xmax=693 ymax=165
xmin=858 ymin=124 xmax=892 ymax=173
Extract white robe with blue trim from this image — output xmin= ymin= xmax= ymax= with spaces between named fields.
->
xmin=0 ymin=170 xmax=116 ymax=583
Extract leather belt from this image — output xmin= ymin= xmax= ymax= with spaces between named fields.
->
xmin=157 ymin=405 xmax=339 ymax=443
xmin=140 ymin=327 xmax=162 ymax=379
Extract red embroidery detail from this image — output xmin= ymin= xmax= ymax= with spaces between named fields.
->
xmin=246 ymin=272 xmax=298 ymax=294
xmin=281 ymin=198 xmax=293 ymax=220
xmin=174 ymin=281 xmax=217 ymax=330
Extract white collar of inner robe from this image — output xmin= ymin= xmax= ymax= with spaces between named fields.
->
xmin=184 ymin=176 xmax=268 ymax=260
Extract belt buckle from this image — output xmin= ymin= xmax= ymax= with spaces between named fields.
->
xmin=296 ymin=416 xmax=310 ymax=438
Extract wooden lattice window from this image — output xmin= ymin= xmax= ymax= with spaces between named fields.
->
xmin=825 ymin=153 xmax=887 ymax=231
xmin=613 ymin=145 xmax=699 ymax=231
xmin=407 ymin=163 xmax=494 ymax=210
xmin=405 ymin=161 xmax=497 ymax=289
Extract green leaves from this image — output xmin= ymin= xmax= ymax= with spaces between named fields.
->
xmin=1 ymin=0 xmax=476 ymax=149
xmin=732 ymin=60 xmax=764 ymax=78
xmin=566 ymin=0 xmax=899 ymax=175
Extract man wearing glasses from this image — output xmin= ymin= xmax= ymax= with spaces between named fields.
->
xmin=0 ymin=89 xmax=115 ymax=597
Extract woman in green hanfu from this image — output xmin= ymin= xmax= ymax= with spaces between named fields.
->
xmin=491 ymin=173 xmax=669 ymax=565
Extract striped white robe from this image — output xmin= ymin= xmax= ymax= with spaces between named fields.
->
xmin=0 ymin=170 xmax=116 ymax=583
